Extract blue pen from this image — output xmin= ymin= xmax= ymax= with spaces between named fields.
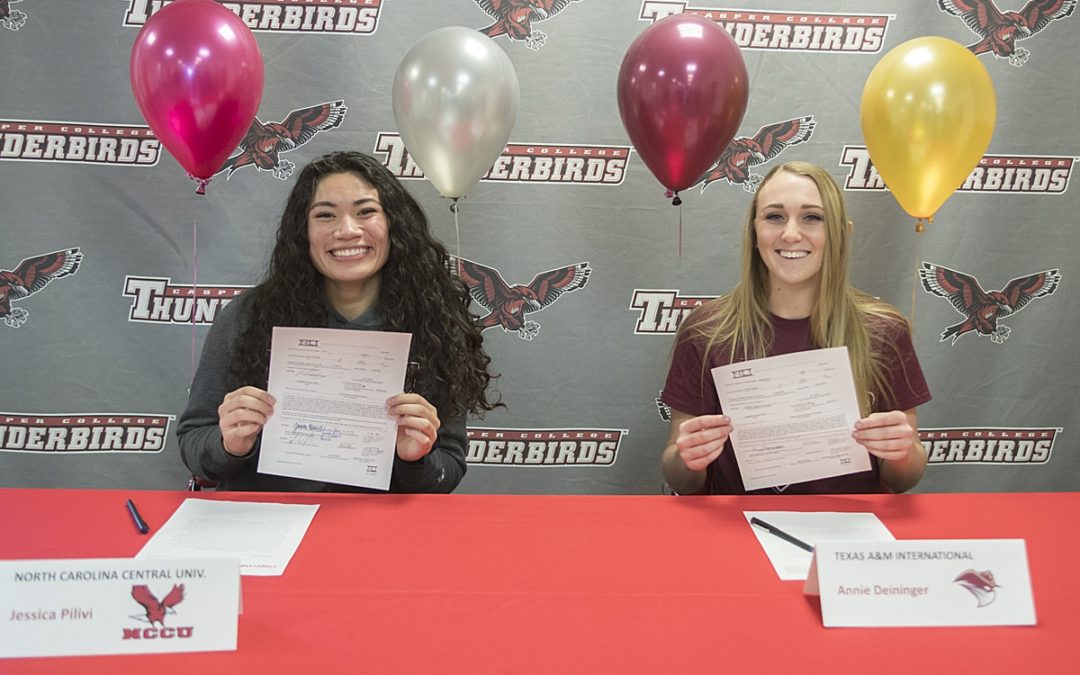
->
xmin=126 ymin=499 xmax=150 ymax=535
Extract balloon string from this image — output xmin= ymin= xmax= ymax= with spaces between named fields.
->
xmin=451 ymin=198 xmax=461 ymax=257
xmin=190 ymin=212 xmax=199 ymax=386
xmin=909 ymin=247 xmax=918 ymax=331
xmin=673 ymin=198 xmax=682 ymax=257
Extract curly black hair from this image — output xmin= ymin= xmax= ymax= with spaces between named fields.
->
xmin=228 ymin=151 xmax=501 ymax=416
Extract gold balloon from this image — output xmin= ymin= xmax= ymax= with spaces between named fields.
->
xmin=860 ymin=37 xmax=996 ymax=221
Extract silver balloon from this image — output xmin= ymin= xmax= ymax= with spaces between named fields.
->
xmin=392 ymin=27 xmax=520 ymax=199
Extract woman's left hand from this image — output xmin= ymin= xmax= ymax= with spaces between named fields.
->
xmin=852 ymin=410 xmax=917 ymax=462
xmin=388 ymin=393 xmax=441 ymax=462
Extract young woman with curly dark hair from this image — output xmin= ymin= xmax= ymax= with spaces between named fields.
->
xmin=178 ymin=151 xmax=500 ymax=492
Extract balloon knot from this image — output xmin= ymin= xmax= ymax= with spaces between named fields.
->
xmin=189 ymin=174 xmax=211 ymax=196
xmin=664 ymin=189 xmax=675 ymax=199
xmin=915 ymin=218 xmax=926 ymax=233
xmin=671 ymin=193 xmax=682 ymax=207
xmin=449 ymin=198 xmax=459 ymax=214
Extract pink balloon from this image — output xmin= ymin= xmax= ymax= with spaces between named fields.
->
xmin=617 ymin=14 xmax=749 ymax=195
xmin=130 ymin=0 xmax=263 ymax=191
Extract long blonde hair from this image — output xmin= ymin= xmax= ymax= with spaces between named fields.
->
xmin=679 ymin=161 xmax=907 ymax=416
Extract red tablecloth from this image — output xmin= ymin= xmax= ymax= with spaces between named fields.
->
xmin=2 ymin=489 xmax=1078 ymax=673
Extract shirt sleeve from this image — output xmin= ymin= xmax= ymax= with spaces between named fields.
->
xmin=661 ymin=333 xmax=720 ymax=416
xmin=874 ymin=316 xmax=932 ymax=412
xmin=177 ymin=296 xmax=257 ymax=482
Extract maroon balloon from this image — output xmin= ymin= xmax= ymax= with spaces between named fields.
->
xmin=617 ymin=14 xmax=749 ymax=195
xmin=130 ymin=0 xmax=263 ymax=192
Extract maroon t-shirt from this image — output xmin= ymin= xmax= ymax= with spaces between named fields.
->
xmin=662 ymin=312 xmax=931 ymax=494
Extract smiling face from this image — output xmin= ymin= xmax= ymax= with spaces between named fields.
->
xmin=753 ymin=170 xmax=827 ymax=316
xmin=307 ymin=172 xmax=390 ymax=316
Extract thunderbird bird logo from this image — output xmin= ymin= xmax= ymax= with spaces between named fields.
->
xmin=131 ymin=584 xmax=185 ymax=626
xmin=954 ymin=569 xmax=999 ymax=607
xmin=450 ymin=256 xmax=591 ymax=340
xmin=216 ymin=100 xmax=347 ymax=180
xmin=1 ymin=248 xmax=82 ymax=328
xmin=474 ymin=0 xmax=582 ymax=50
xmin=920 ymin=262 xmax=1060 ymax=344
xmin=938 ymin=0 xmax=1076 ymax=66
xmin=698 ymin=117 xmax=816 ymax=193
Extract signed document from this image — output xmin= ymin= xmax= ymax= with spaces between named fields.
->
xmin=258 ymin=326 xmax=412 ymax=490
xmin=712 ymin=346 xmax=870 ymax=491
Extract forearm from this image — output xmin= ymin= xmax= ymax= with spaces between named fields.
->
xmin=879 ymin=436 xmax=927 ymax=493
xmin=661 ymin=442 xmax=707 ymax=495
xmin=179 ymin=423 xmax=256 ymax=482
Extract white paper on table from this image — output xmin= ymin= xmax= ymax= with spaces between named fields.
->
xmin=136 ymin=499 xmax=319 ymax=576
xmin=744 ymin=511 xmax=894 ymax=580
xmin=259 ymin=326 xmax=412 ymax=490
xmin=712 ymin=346 xmax=870 ymax=491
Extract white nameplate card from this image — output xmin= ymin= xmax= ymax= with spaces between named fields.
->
xmin=0 ymin=557 xmax=240 ymax=658
xmin=804 ymin=539 xmax=1036 ymax=627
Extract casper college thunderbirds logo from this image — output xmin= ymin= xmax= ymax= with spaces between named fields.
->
xmin=698 ymin=116 xmax=815 ymax=193
xmin=124 ymin=0 xmax=385 ymax=35
xmin=216 ymin=101 xmax=347 ymax=181
xmin=919 ymin=262 xmax=1060 ymax=344
xmin=1 ymin=248 xmax=82 ymax=328
xmin=938 ymin=0 xmax=1076 ymax=67
xmin=1 ymin=0 xmax=26 ymax=30
xmin=473 ymin=0 xmax=583 ymax=50
xmin=450 ymin=256 xmax=591 ymax=340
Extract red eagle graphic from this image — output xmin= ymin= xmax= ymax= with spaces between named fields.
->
xmin=1 ymin=248 xmax=82 ymax=328
xmin=131 ymin=584 xmax=185 ymax=626
xmin=954 ymin=569 xmax=999 ymax=607
xmin=451 ymin=256 xmax=591 ymax=339
xmin=216 ymin=100 xmax=347 ymax=180
xmin=938 ymin=0 xmax=1076 ymax=66
xmin=919 ymin=262 xmax=1060 ymax=344
xmin=698 ymin=117 xmax=816 ymax=193
xmin=1 ymin=0 xmax=27 ymax=30
xmin=475 ymin=0 xmax=582 ymax=50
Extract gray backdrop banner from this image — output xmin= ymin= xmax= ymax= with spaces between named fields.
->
xmin=1 ymin=0 xmax=1076 ymax=493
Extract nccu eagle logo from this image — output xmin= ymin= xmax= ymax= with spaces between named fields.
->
xmin=475 ymin=0 xmax=582 ymax=50
xmin=919 ymin=262 xmax=1060 ymax=344
xmin=954 ymin=569 xmax=999 ymax=607
xmin=131 ymin=584 xmax=184 ymax=626
xmin=450 ymin=256 xmax=591 ymax=339
xmin=1 ymin=248 xmax=82 ymax=328
xmin=938 ymin=0 xmax=1076 ymax=67
xmin=1 ymin=0 xmax=27 ymax=30
xmin=215 ymin=100 xmax=347 ymax=180
xmin=698 ymin=117 xmax=816 ymax=193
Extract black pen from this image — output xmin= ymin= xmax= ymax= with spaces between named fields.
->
xmin=126 ymin=498 xmax=150 ymax=535
xmin=750 ymin=517 xmax=813 ymax=553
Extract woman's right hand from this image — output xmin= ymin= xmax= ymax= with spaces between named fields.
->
xmin=217 ymin=386 xmax=276 ymax=457
xmin=675 ymin=414 xmax=733 ymax=471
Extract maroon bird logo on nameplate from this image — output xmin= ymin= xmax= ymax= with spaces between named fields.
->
xmin=131 ymin=584 xmax=185 ymax=626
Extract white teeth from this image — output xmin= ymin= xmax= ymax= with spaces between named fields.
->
xmin=778 ymin=251 xmax=808 ymax=259
xmin=332 ymin=247 xmax=369 ymax=258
